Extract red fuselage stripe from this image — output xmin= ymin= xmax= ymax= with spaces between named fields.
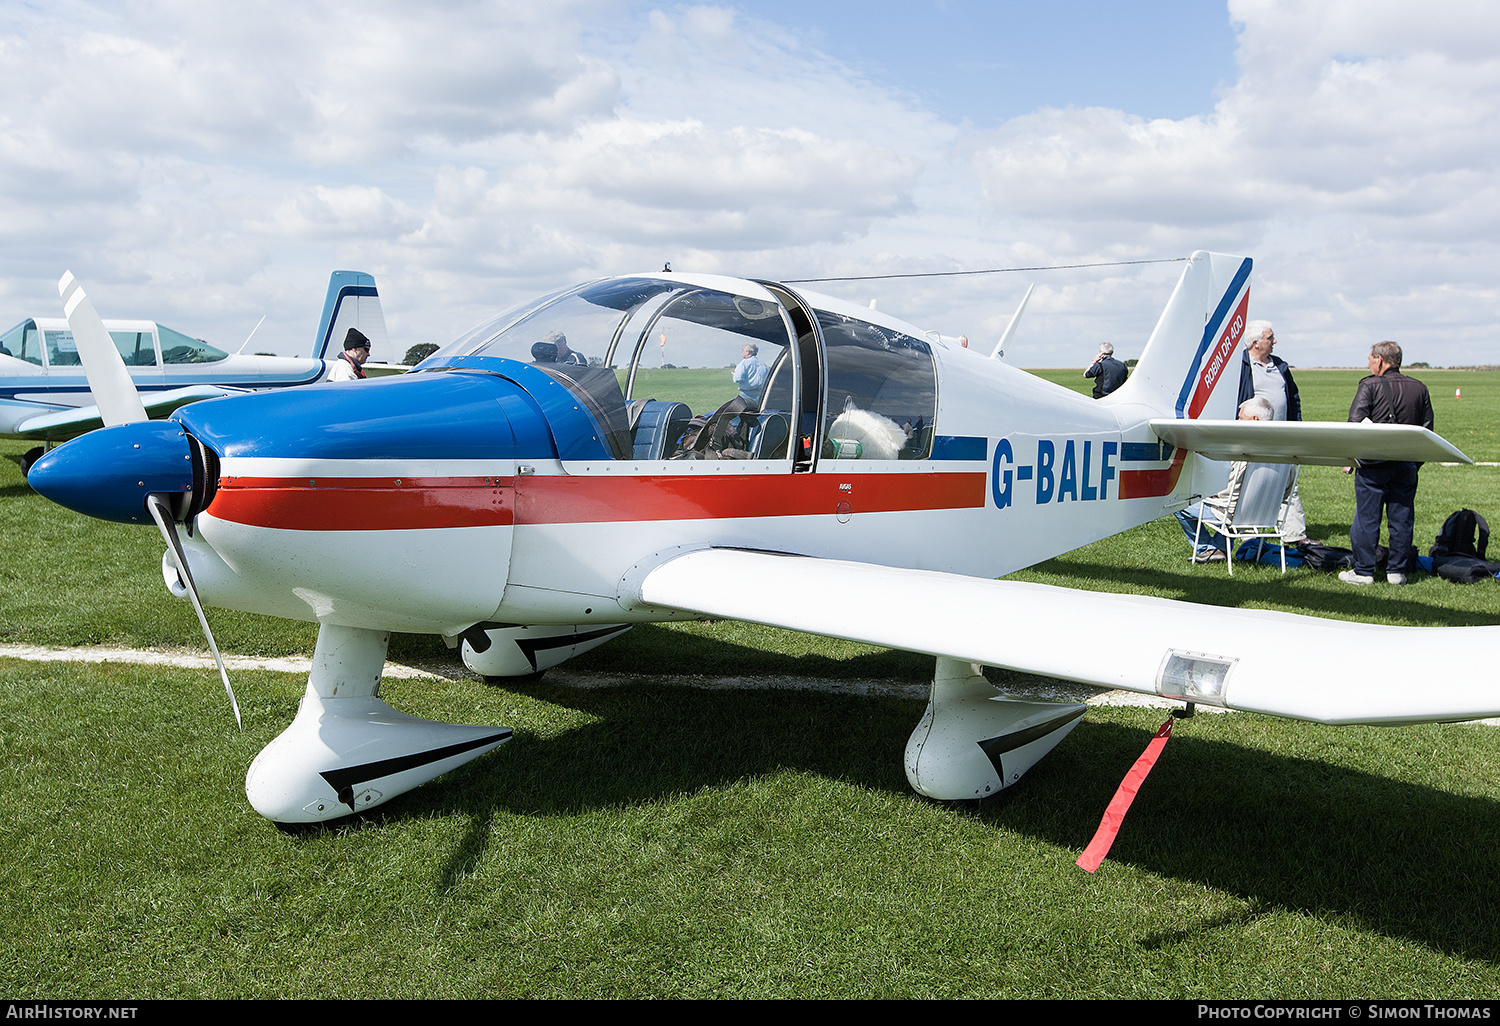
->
xmin=1117 ymin=450 xmax=1187 ymax=500
xmin=211 ymin=472 xmax=988 ymax=530
xmin=213 ymin=476 xmax=515 ymax=531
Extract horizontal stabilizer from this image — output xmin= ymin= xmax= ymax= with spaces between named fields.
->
xmin=1149 ymin=418 xmax=1471 ymax=467
xmin=15 ymin=385 xmax=236 ymax=442
xmin=625 ymin=548 xmax=1500 ymax=726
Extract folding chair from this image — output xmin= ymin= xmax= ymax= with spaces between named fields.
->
xmin=1195 ymin=462 xmax=1298 ymax=575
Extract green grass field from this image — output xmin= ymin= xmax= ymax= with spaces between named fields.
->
xmin=625 ymin=365 xmax=742 ymax=415
xmin=3 ymin=369 xmax=1500 ymax=998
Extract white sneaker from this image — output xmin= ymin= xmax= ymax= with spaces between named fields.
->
xmin=1387 ymin=572 xmax=1407 ymax=585
xmin=1339 ymin=569 xmax=1375 ymax=585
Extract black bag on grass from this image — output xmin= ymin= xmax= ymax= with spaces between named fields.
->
xmin=1297 ymin=543 xmax=1357 ymax=572
xmin=1431 ymin=509 xmax=1490 ymax=561
xmin=1431 ymin=556 xmax=1500 ymax=584
xmin=1429 ymin=509 xmax=1500 ymax=584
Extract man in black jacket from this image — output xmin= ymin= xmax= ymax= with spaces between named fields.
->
xmin=1237 ymin=320 xmax=1307 ymax=544
xmin=1084 ymin=343 xmax=1128 ymax=398
xmin=1340 ymin=340 xmax=1435 ymax=586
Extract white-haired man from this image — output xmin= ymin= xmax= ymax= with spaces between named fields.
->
xmin=1237 ymin=320 xmax=1308 ymax=546
xmin=1084 ymin=342 xmax=1127 ymax=398
xmin=733 ymin=342 xmax=769 ymax=404
xmin=1176 ymin=397 xmax=1296 ymax=561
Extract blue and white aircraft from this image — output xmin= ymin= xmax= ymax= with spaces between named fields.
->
xmin=28 ymin=255 xmax=1484 ymax=829
xmin=1 ymin=270 xmax=391 ymax=471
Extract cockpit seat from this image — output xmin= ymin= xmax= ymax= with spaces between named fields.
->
xmin=632 ymin=400 xmax=693 ymax=460
xmin=749 ymin=412 xmax=790 ymax=459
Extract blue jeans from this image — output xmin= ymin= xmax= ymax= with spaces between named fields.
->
xmin=1353 ymin=462 xmax=1418 ymax=576
xmin=1176 ymin=503 xmax=1228 ymax=554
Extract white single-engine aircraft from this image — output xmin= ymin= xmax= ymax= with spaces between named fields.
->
xmin=1 ymin=270 xmax=391 ymax=472
xmin=29 ymin=255 xmax=1483 ymax=828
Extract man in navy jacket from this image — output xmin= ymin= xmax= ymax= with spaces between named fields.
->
xmin=1085 ymin=343 xmax=1128 ymax=398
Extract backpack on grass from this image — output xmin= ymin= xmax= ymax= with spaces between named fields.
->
xmin=1431 ymin=509 xmax=1490 ymax=560
xmin=1430 ymin=509 xmax=1500 ymax=584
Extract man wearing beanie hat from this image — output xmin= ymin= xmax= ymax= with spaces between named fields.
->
xmin=328 ymin=327 xmax=371 ymax=381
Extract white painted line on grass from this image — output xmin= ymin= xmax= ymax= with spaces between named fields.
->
xmin=0 ymin=643 xmax=438 ymax=678
xmin=3 ymin=643 xmax=1493 ymax=724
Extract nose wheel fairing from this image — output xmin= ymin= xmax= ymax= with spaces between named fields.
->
xmin=246 ymin=691 xmax=513 ymax=823
xmin=246 ymin=624 xmax=512 ymax=824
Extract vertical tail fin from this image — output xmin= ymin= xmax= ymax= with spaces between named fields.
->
xmin=312 ymin=271 xmax=390 ymax=362
xmin=1107 ymin=251 xmax=1251 ymax=423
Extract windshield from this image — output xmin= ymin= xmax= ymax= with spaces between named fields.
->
xmin=0 ymin=320 xmax=42 ymax=366
xmin=159 ymin=324 xmax=227 ymax=364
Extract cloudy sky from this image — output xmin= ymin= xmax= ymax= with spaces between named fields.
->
xmin=1 ymin=0 xmax=1496 ymax=367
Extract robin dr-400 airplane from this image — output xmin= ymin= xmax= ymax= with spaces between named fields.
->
xmin=28 ymin=255 xmax=1480 ymax=827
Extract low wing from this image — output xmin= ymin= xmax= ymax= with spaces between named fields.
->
xmin=360 ymin=362 xmax=410 ymax=378
xmin=1150 ymin=418 xmax=1470 ymax=467
xmin=15 ymin=384 xmax=236 ymax=442
xmin=624 ymin=548 xmax=1500 ymax=726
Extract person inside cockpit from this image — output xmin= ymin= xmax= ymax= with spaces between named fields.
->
xmin=530 ymin=330 xmax=587 ymax=367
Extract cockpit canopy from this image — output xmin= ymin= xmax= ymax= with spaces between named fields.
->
xmin=0 ymin=319 xmax=229 ymax=369
xmin=423 ymin=274 xmax=938 ymax=464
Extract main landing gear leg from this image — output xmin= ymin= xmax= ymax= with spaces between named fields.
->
xmin=245 ymin=623 xmax=512 ymax=825
xmin=904 ymin=656 xmax=1086 ymax=801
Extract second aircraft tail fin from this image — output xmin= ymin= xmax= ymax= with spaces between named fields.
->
xmin=312 ymin=271 xmax=390 ymax=362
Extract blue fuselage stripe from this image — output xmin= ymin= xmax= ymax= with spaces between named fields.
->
xmin=0 ymin=371 xmax=325 ymax=405
xmin=931 ymin=435 xmax=987 ymax=460
xmin=1120 ymin=440 xmax=1174 ymax=462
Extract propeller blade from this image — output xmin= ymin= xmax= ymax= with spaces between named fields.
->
xmin=147 ymin=493 xmax=242 ymax=731
xmin=57 ymin=271 xmax=149 ymax=427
